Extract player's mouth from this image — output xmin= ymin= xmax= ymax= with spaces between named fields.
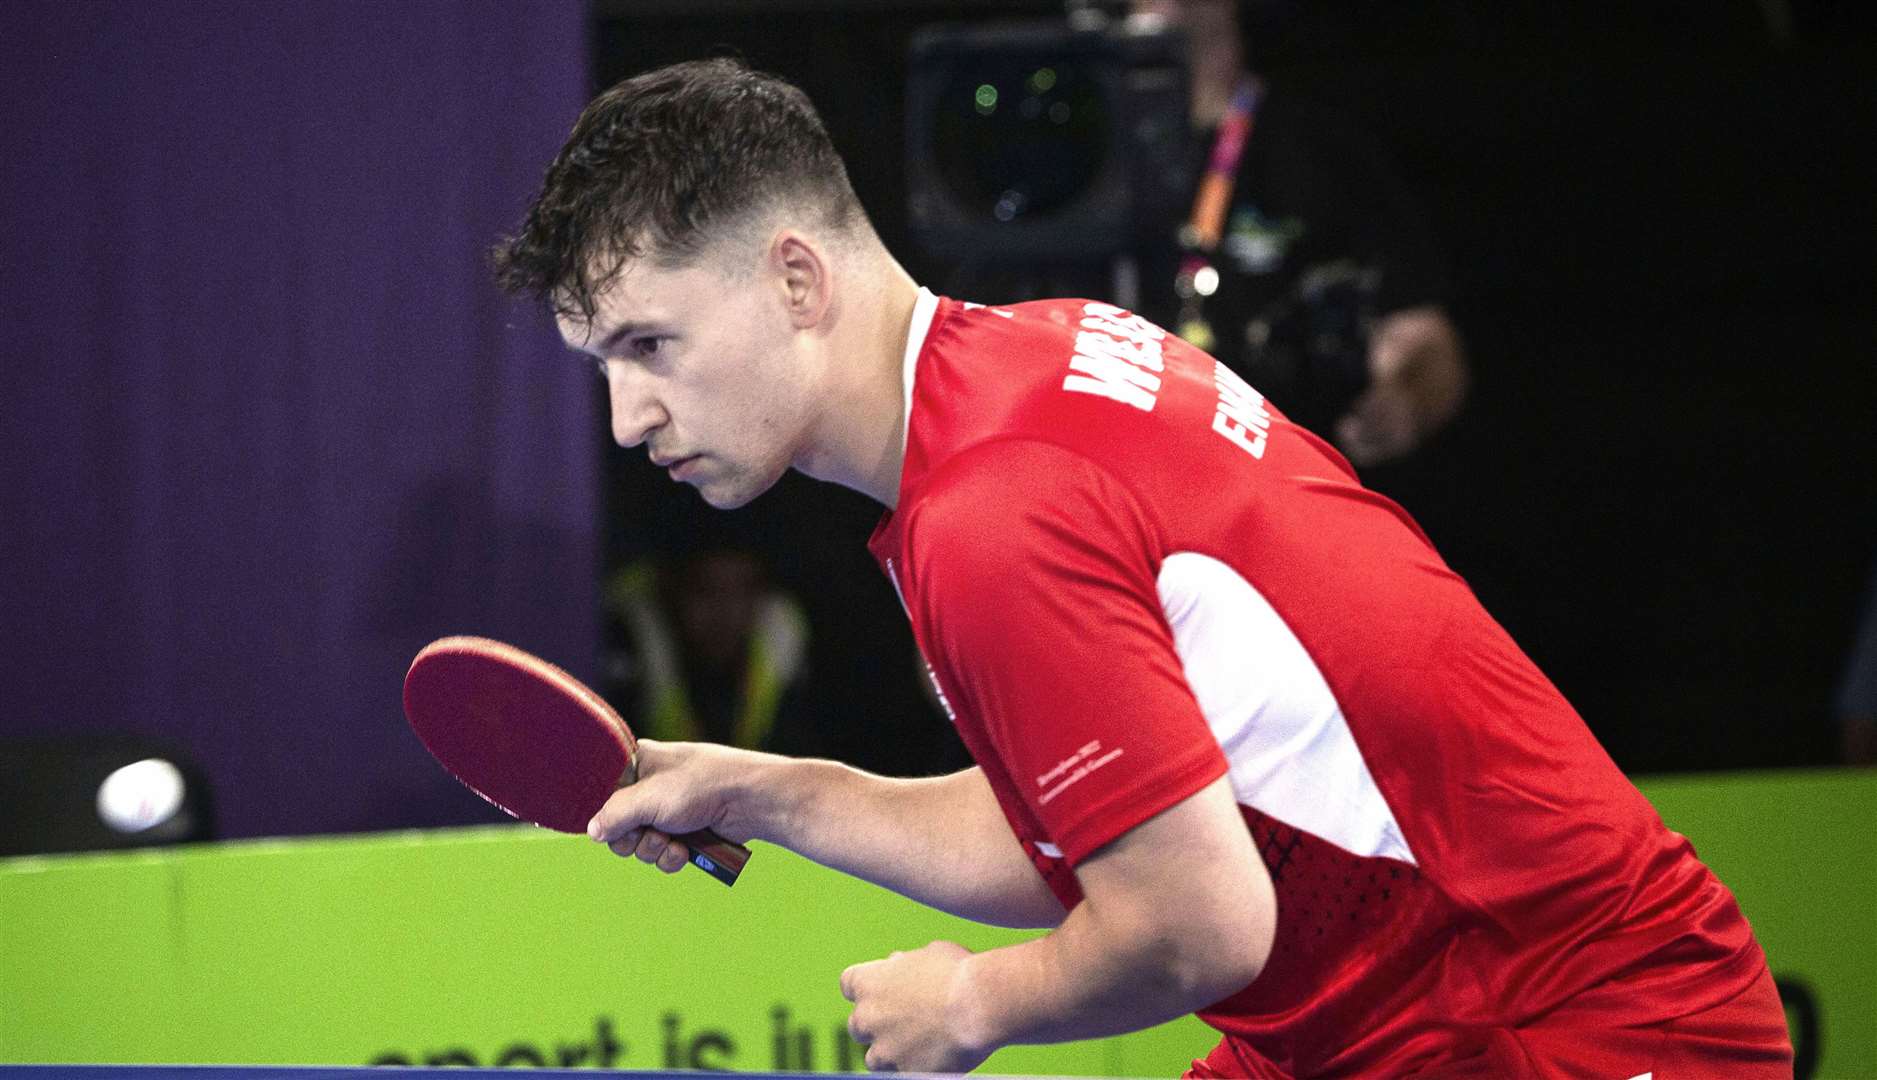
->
xmin=665 ymin=455 xmax=701 ymax=480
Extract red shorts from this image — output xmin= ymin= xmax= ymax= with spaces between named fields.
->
xmin=1185 ymin=965 xmax=1794 ymax=1079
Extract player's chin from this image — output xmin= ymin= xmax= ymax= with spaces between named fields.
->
xmin=693 ymin=465 xmax=780 ymax=510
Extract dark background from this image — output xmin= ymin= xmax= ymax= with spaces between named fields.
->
xmin=596 ymin=0 xmax=1876 ymax=775
xmin=2 ymin=1 xmax=1871 ymax=848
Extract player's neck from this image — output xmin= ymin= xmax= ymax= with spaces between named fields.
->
xmin=792 ymin=252 xmax=920 ymax=509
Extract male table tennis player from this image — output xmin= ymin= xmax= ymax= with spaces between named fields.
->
xmin=492 ymin=59 xmax=1792 ymax=1078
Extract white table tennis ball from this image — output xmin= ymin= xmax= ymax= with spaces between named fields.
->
xmin=96 ymin=758 xmax=186 ymax=834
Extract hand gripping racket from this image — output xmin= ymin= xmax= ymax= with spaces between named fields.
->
xmin=402 ymin=635 xmax=750 ymax=885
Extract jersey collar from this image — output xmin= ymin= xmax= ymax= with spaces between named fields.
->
xmin=899 ymin=286 xmax=941 ymax=456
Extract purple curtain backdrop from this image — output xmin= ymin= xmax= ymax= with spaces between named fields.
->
xmin=1 ymin=2 xmax=596 ymax=838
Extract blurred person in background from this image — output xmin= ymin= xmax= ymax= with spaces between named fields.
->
xmin=1136 ymin=0 xmax=1468 ymax=464
xmin=602 ymin=536 xmax=813 ymax=754
xmin=603 ymin=520 xmax=959 ymax=775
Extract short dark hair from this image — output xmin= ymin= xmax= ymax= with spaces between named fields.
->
xmin=493 ymin=58 xmax=865 ymax=321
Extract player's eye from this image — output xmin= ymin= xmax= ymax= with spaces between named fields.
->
xmin=629 ymin=336 xmax=666 ymax=360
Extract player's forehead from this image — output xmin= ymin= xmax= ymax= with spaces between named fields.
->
xmin=557 ymin=224 xmax=771 ymax=354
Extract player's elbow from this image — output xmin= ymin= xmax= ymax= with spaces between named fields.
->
xmin=1162 ymin=844 xmax=1279 ymax=999
xmin=1109 ymin=881 xmax=1272 ymax=1009
xmin=1163 ymin=892 xmax=1274 ymax=1003
xmin=1075 ymin=776 xmax=1278 ymax=1003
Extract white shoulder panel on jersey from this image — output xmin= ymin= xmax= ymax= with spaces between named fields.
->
xmin=1157 ymin=551 xmax=1415 ymax=865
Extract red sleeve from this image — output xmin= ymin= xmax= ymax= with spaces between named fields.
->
xmin=899 ymin=438 xmax=1228 ymax=866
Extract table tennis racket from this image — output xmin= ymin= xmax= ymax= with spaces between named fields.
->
xmin=402 ymin=635 xmax=750 ymax=886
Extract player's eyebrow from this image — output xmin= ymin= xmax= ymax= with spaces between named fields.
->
xmin=591 ymin=320 xmax=647 ymax=356
xmin=570 ymin=318 xmax=662 ymax=359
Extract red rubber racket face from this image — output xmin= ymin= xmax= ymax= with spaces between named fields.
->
xmin=402 ymin=636 xmax=636 ymax=834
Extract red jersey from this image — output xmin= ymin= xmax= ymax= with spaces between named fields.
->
xmin=867 ymin=291 xmax=1776 ymax=1076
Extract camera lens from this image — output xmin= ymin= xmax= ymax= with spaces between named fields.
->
xmin=931 ymin=59 xmax=1110 ymax=226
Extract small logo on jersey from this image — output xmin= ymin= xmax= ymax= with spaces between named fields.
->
xmin=1061 ymin=302 xmax=1167 ymax=413
xmin=883 ymin=558 xmax=910 ymax=616
xmin=922 ymin=661 xmax=958 ymax=725
xmin=885 ymin=557 xmax=961 ymax=727
xmin=1036 ymin=739 xmax=1125 ymax=805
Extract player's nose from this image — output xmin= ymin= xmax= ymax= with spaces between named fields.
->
xmin=603 ymin=364 xmax=666 ymax=449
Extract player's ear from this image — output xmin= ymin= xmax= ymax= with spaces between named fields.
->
xmin=771 ymin=230 xmax=832 ymax=331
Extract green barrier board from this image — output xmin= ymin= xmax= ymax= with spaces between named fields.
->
xmin=3 ymin=770 xmax=1871 ymax=1075
xmin=0 ymin=828 xmax=1201 ymax=1074
xmin=1637 ymin=770 xmax=1874 ymax=1076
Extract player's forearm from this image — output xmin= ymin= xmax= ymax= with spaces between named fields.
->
xmin=946 ymin=776 xmax=1273 ymax=1057
xmin=950 ymin=889 xmax=1260 ymax=1055
xmin=743 ymin=758 xmax=1063 ymax=928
